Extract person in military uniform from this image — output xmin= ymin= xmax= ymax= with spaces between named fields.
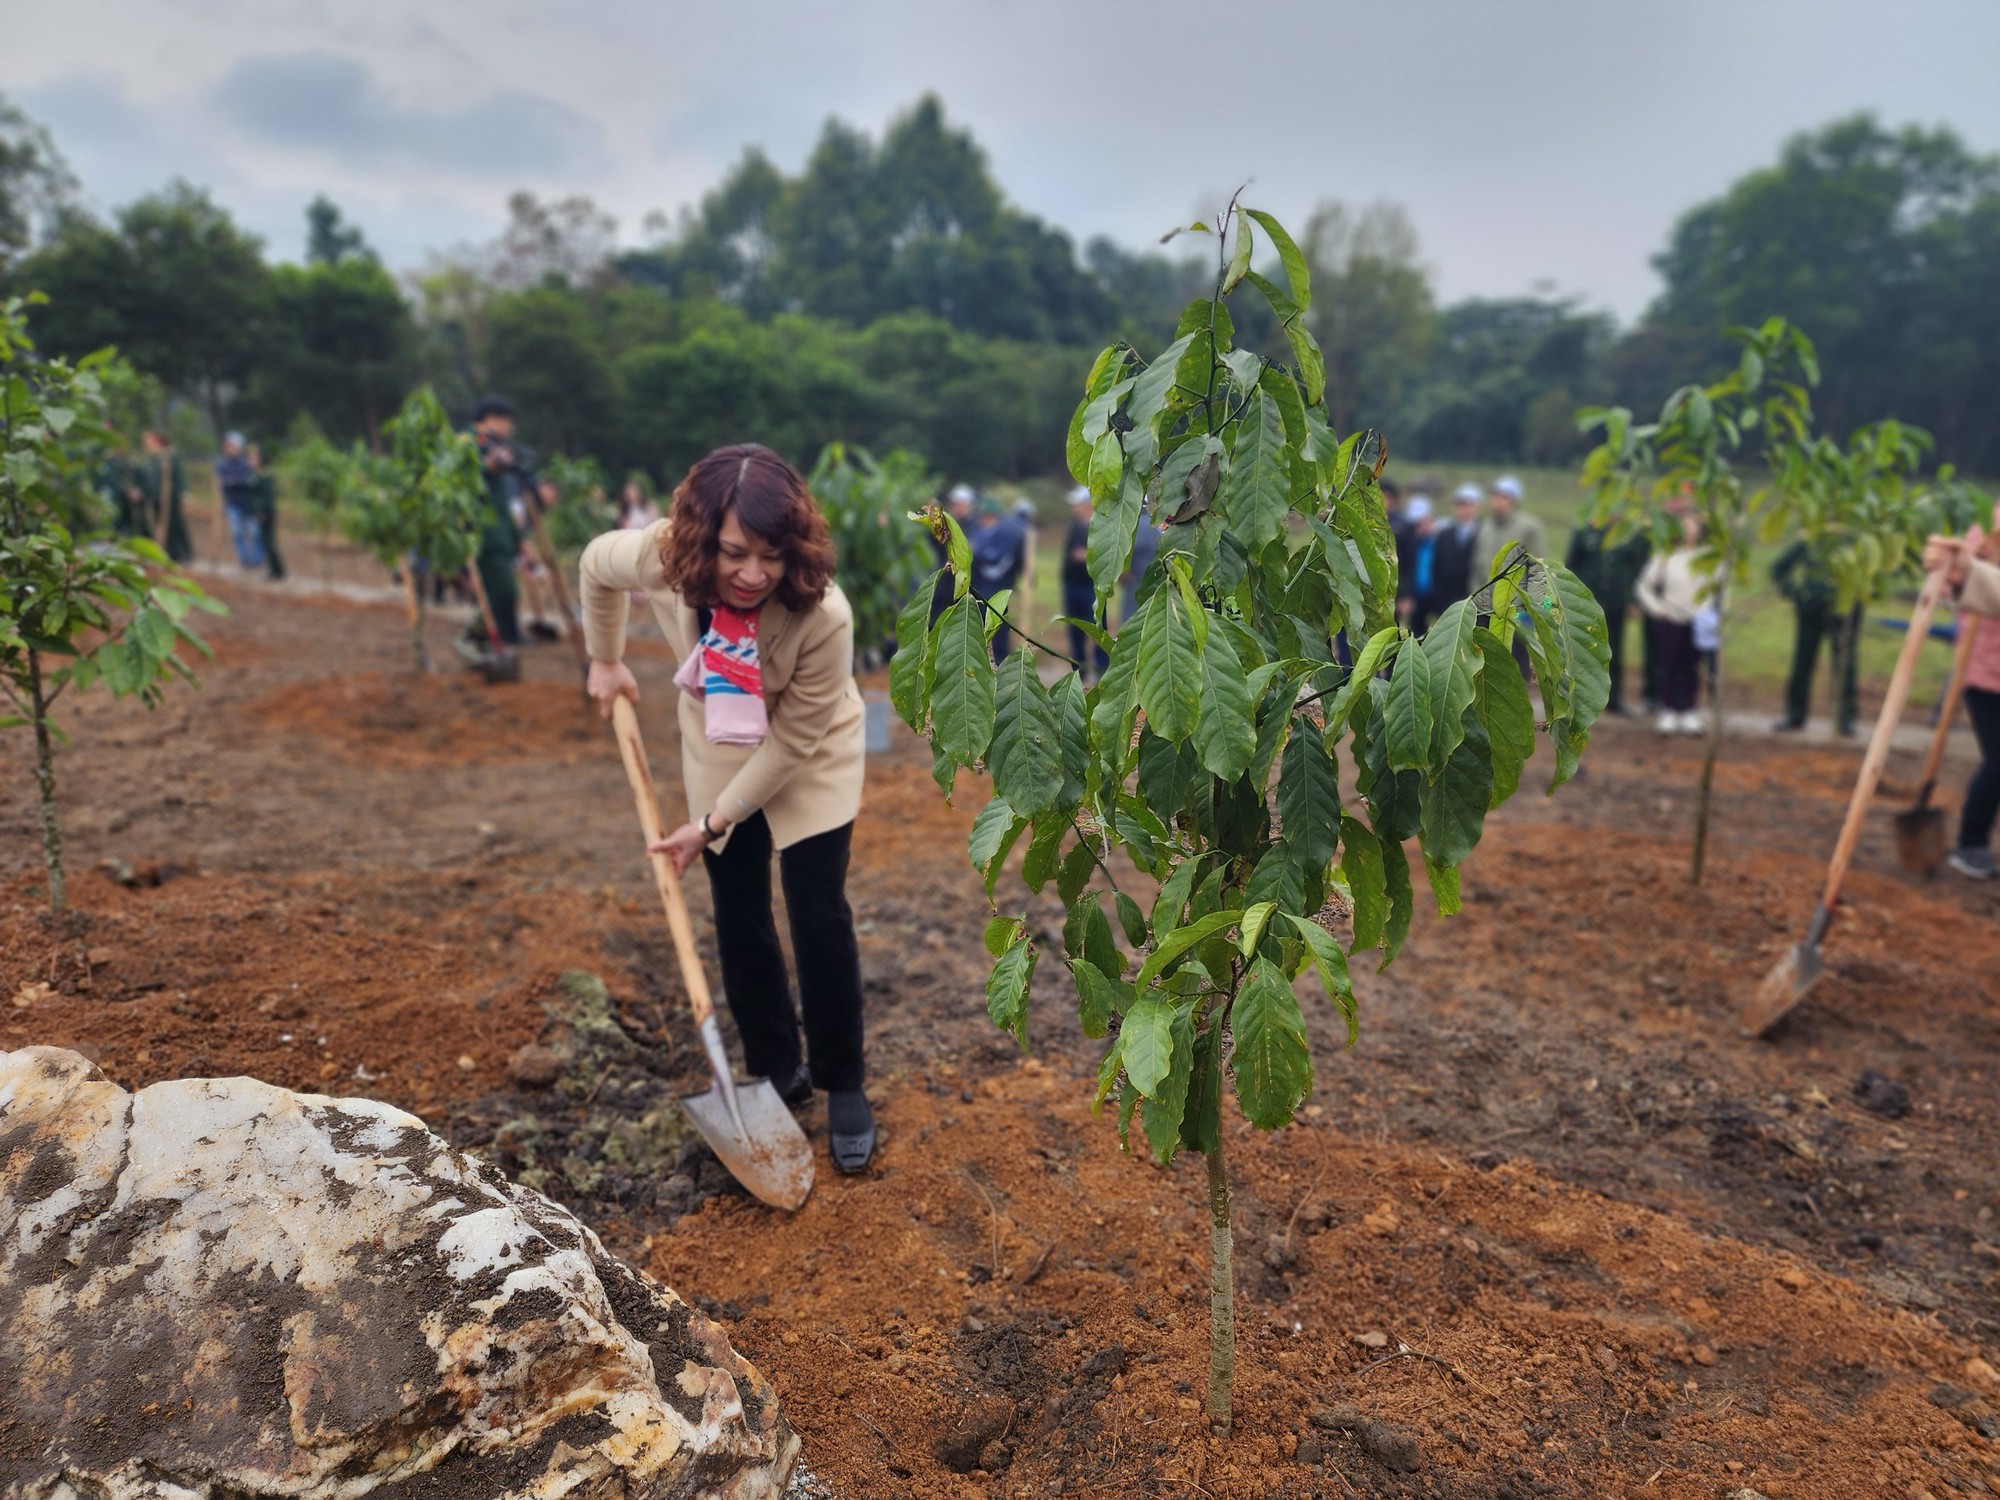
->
xmin=98 ymin=442 xmax=145 ymax=537
xmin=469 ymin=395 xmax=526 ymax=646
xmin=1565 ymin=517 xmax=1650 ymax=715
xmin=248 ymin=443 xmax=285 ymax=581
xmin=135 ymin=430 xmax=192 ymax=562
xmin=1771 ymin=539 xmax=1858 ymax=736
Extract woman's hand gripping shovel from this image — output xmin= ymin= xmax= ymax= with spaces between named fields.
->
xmin=1893 ymin=615 xmax=1980 ymax=874
xmin=610 ymin=697 xmax=814 ymax=1210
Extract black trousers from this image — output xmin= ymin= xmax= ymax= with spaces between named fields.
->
xmin=1653 ymin=617 xmax=1700 ymax=712
xmin=702 ymin=812 xmax=865 ymax=1091
xmin=1962 ymin=687 xmax=2000 ymax=851
xmin=1783 ymin=602 xmax=1860 ymax=731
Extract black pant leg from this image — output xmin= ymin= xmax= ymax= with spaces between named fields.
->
xmin=1960 ymin=687 xmax=2000 ymax=850
xmin=700 ymin=811 xmax=803 ymax=1081
xmin=1834 ymin=607 xmax=1861 ymax=732
xmin=776 ymin=822 xmax=866 ymax=1092
xmin=1602 ymin=592 xmax=1628 ymax=709
xmin=1784 ymin=602 xmax=1825 ymax=726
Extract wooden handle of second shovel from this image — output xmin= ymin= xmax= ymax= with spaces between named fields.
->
xmin=1820 ymin=571 xmax=1947 ymax=909
xmin=1915 ymin=615 xmax=1980 ymax=794
xmin=611 ymin=697 xmax=719 ymax=1029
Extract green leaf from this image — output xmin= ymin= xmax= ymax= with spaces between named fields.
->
xmin=1021 ymin=817 xmax=1067 ymax=892
xmin=990 ymin=650 xmax=1064 ymax=818
xmin=1114 ymin=891 xmax=1148 ymax=947
xmin=984 ymin=915 xmax=1022 ymax=958
xmin=1420 ymin=601 xmax=1482 ymax=767
xmin=1121 ymin=995 xmax=1178 ymax=1096
xmin=1052 ymin=671 xmax=1090 ymax=808
xmin=1383 ymin=634 xmax=1434 ymax=773
xmin=1067 ymin=346 xmax=1126 ymax=482
xmin=1425 ymin=858 xmax=1462 ymax=917
xmin=1521 ymin=560 xmax=1611 ymax=791
xmin=1151 ymin=855 xmax=1204 ymax=938
xmin=1071 ymin=959 xmax=1130 ymax=1039
xmin=1090 ymin=617 xmax=1143 ymax=761
xmin=1473 ymin=627 xmax=1534 ymax=805
xmin=1139 ymin=1003 xmax=1197 ymax=1164
xmin=1222 ymin=391 xmax=1291 ymax=555
xmin=1223 ymin=212 xmax=1254 ymax=294
xmin=942 ymin=513 xmax=974 ymax=598
xmin=1192 ymin=620 xmax=1256 ymax=781
xmin=968 ymin=794 xmax=1020 ymax=870
xmin=1244 ymin=841 xmax=1304 ymax=915
xmin=1135 ymin=580 xmax=1200 ymax=742
xmin=1245 ymin=209 xmax=1311 ymax=312
xmin=929 ymin=598 xmax=994 ymax=765
xmin=1277 ymin=716 xmax=1340 ymax=870
xmin=1180 ymin=1017 xmax=1225 ymax=1154
xmin=1056 ymin=839 xmax=1096 ymax=906
xmin=1231 ymin=957 xmax=1313 ymax=1130
xmin=1135 ymin=907 xmax=1241 ymax=991
xmin=1418 ymin=712 xmax=1493 ymax=867
xmin=1381 ymin=834 xmax=1414 ymax=965
xmin=1087 ymin=468 xmax=1144 ymax=598
xmin=1324 ymin=626 xmax=1399 ymax=729
xmin=986 ymin=927 xmax=1036 ymax=1048
xmin=1127 ymin=331 xmax=1199 ymax=434
xmin=889 ymin=571 xmax=941 ymax=729
xmin=1338 ymin=815 xmax=1386 ymax=954
xmin=1063 ymin=890 xmax=1124 ymax=980
xmin=1283 ymin=913 xmax=1357 ymax=1046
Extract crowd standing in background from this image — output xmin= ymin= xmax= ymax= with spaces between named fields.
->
xmin=1771 ymin=540 xmax=1859 ymax=738
xmin=215 ymin=432 xmax=265 ymax=573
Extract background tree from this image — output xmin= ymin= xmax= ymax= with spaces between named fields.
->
xmin=894 ymin=202 xmax=1608 ymax=1432
xmin=0 ymin=94 xmax=75 ymax=265
xmin=305 ymin=194 xmax=373 ymax=266
xmin=805 ymin=442 xmax=935 ymax=666
xmin=1300 ymin=200 xmax=1436 ymax=434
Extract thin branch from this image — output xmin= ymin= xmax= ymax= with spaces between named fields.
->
xmin=971 ymin=593 xmax=1083 ymax=670
xmin=1070 ymin=813 xmax=1125 ymax=896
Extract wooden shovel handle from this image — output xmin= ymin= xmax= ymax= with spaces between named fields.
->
xmin=527 ymin=506 xmax=591 ymax=668
xmin=1820 ymin=571 xmax=1947 ymax=909
xmin=611 ymin=697 xmax=718 ymax=1029
xmin=1915 ymin=615 xmax=1980 ymax=792
xmin=463 ymin=563 xmax=503 ymax=646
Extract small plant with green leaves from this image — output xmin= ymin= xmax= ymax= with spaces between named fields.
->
xmin=891 ymin=201 xmax=1609 ymax=1432
xmin=538 ymin=452 xmax=616 ymax=555
xmin=1580 ymin=318 xmax=1816 ymax=883
xmin=275 ymin=415 xmax=354 ymax=587
xmin=337 ymin=386 xmax=485 ymax=670
xmin=807 ymin=441 xmax=936 ymax=668
xmin=0 ymin=294 xmax=223 ymax=910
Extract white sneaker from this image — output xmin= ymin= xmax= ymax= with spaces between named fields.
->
xmin=1681 ymin=711 xmax=1706 ymax=736
xmin=1656 ymin=712 xmax=1678 ymax=736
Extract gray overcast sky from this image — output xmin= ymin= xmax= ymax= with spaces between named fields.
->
xmin=7 ymin=0 xmax=2000 ymax=323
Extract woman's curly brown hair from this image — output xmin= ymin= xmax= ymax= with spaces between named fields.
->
xmin=659 ymin=444 xmax=835 ymax=612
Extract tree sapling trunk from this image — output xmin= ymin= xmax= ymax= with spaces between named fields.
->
xmin=1205 ymin=1135 xmax=1235 ymax=1434
xmin=1690 ymin=628 xmax=1725 ymax=884
xmin=27 ymin=650 xmax=65 ymax=911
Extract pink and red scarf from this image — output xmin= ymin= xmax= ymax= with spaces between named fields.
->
xmin=673 ymin=605 xmax=768 ymax=745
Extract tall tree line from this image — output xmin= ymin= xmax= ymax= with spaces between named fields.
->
xmin=3 ymin=95 xmax=1997 ymax=480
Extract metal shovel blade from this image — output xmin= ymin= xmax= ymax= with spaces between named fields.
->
xmin=1892 ymin=803 xmax=1948 ymax=875
xmin=479 ymin=649 xmax=522 ymax=684
xmin=1740 ymin=906 xmax=1830 ymax=1037
xmin=681 ymin=1077 xmax=815 ymax=1211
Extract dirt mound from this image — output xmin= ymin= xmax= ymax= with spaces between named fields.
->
xmin=247 ymin=670 xmax=609 ymax=769
xmin=652 ymin=1059 xmax=2000 ymax=1499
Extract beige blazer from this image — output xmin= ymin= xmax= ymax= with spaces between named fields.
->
xmin=1960 ymin=557 xmax=2000 ymax=618
xmin=580 ymin=521 xmax=865 ymax=850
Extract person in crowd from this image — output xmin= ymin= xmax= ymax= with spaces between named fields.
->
xmin=1386 ymin=478 xmax=1421 ymax=620
xmin=1422 ymin=484 xmax=1484 ymax=625
xmin=1061 ymin=485 xmax=1108 ymax=679
xmin=469 ymin=395 xmax=526 ymax=646
xmin=138 ymin=430 xmax=191 ymax=562
xmin=1923 ymin=527 xmax=2000 ymax=879
xmin=1770 ymin=539 xmax=1859 ymax=737
xmin=1471 ymin=474 xmax=1545 ymax=589
xmin=247 ymin=443 xmax=284 ymax=581
xmin=930 ymin=482 xmax=978 ymax=624
xmin=1012 ymin=497 xmax=1040 ymax=630
xmin=1121 ymin=501 xmax=1162 ymax=632
xmin=1635 ymin=510 xmax=1714 ymax=736
xmin=969 ymin=495 xmax=1029 ymax=660
xmin=580 ymin=444 xmax=874 ymax=1171
xmin=1400 ymin=496 xmax=1437 ymax=634
xmin=618 ymin=474 xmax=662 ymax=531
xmin=1565 ymin=514 xmax=1649 ymax=715
xmin=215 ymin=432 xmax=264 ymax=571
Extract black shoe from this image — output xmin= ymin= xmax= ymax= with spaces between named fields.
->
xmin=827 ymin=1089 xmax=876 ymax=1173
xmin=770 ymin=1063 xmax=813 ymax=1107
xmin=1772 ymin=718 xmax=1805 ymax=733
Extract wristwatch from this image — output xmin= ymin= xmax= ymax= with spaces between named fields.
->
xmin=699 ymin=813 xmax=725 ymax=843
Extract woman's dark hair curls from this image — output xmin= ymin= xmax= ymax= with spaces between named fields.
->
xmin=660 ymin=444 xmax=835 ymax=611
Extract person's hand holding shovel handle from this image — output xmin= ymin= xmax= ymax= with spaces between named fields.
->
xmin=1926 ymin=525 xmax=1992 ymax=590
xmin=586 ymin=656 xmax=730 ymax=874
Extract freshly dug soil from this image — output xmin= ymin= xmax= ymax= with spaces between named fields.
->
xmin=4 ymin=574 xmax=1999 ymax=1497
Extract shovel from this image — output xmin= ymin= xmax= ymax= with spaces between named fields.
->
xmin=525 ymin=503 xmax=592 ymax=674
xmin=1893 ymin=616 xmax=1980 ymax=873
xmin=1744 ymin=570 xmax=1947 ymax=1036
xmin=460 ymin=564 xmax=522 ymax=684
xmin=610 ymin=697 xmax=814 ymax=1210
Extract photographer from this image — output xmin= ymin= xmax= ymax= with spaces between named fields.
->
xmin=470 ymin=395 xmax=527 ymax=646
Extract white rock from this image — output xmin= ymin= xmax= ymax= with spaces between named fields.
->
xmin=0 ymin=1047 xmax=799 ymax=1498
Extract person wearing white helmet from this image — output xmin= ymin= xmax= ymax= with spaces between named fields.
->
xmin=1470 ymin=474 xmax=1546 ymax=589
xmin=930 ymin=483 xmax=980 ymax=624
xmin=1401 ymin=496 xmax=1438 ymax=634
xmin=1422 ymin=484 xmax=1485 ymax=626
xmin=1061 ymin=485 xmax=1107 ymax=678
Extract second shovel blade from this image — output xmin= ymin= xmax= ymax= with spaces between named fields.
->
xmin=681 ymin=1078 xmax=815 ymax=1211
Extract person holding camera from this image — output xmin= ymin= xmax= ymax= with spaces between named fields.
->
xmin=470 ymin=395 xmax=527 ymax=646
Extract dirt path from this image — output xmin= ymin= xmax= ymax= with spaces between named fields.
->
xmin=4 ymin=580 xmax=1999 ymax=1497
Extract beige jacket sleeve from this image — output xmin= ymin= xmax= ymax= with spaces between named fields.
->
xmin=1959 ymin=557 xmax=2000 ymax=618
xmin=578 ymin=524 xmax=666 ymax=662
xmin=713 ymin=594 xmax=856 ymax=824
